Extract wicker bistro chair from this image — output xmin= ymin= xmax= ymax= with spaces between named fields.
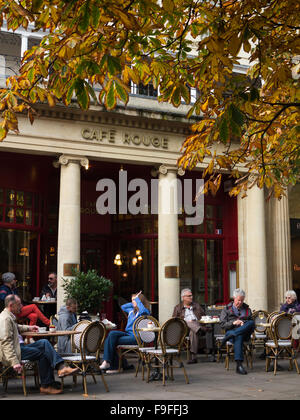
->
xmin=292 ymin=313 xmax=300 ymax=352
xmin=265 ymin=313 xmax=300 ymax=375
xmin=252 ymin=310 xmax=269 ymax=350
xmin=133 ymin=315 xmax=160 ymax=380
xmin=0 ymin=360 xmax=40 ymax=396
xmin=62 ymin=321 xmax=109 ymax=396
xmin=216 ymin=329 xmax=254 ymax=370
xmin=143 ymin=317 xmax=189 ymax=386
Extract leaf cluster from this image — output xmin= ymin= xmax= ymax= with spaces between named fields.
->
xmin=0 ymin=0 xmax=299 ymax=197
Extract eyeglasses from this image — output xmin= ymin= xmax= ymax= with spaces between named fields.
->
xmin=48 ymin=277 xmax=55 ymax=280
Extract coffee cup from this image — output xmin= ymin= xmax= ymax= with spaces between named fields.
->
xmin=38 ymin=327 xmax=47 ymax=333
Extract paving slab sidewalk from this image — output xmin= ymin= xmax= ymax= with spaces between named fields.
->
xmin=1 ymin=354 xmax=300 ymax=401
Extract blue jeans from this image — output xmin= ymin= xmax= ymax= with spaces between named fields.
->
xmin=224 ymin=321 xmax=255 ymax=361
xmin=103 ymin=331 xmax=137 ymax=369
xmin=20 ymin=339 xmax=64 ymax=386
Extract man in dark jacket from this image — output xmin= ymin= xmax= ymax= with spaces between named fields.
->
xmin=173 ymin=288 xmax=213 ymax=363
xmin=220 ymin=288 xmax=255 ymax=375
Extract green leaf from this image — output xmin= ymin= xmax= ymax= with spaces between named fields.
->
xmin=107 ymin=56 xmax=122 ymax=75
xmin=229 ymin=104 xmax=245 ymax=126
xmin=74 ymin=79 xmax=89 ymax=109
xmin=78 ymin=2 xmax=90 ymax=33
xmin=32 ymin=0 xmax=43 ymax=13
xmin=115 ymin=81 xmax=129 ymax=104
xmin=105 ymin=80 xmax=116 ymax=109
xmin=219 ymin=117 xmax=229 ymax=142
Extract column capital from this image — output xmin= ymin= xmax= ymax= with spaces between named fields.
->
xmin=53 ymin=154 xmax=89 ymax=169
xmin=151 ymin=165 xmax=185 ymax=177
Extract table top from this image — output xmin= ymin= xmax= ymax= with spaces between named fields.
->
xmin=199 ymin=318 xmax=220 ymax=324
xmin=22 ymin=330 xmax=81 ymax=337
xmin=31 ymin=300 xmax=57 ymax=304
xmin=137 ymin=327 xmax=161 ymax=332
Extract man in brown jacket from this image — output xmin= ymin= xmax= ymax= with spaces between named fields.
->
xmin=0 ymin=295 xmax=78 ymax=394
xmin=172 ymin=288 xmax=213 ymax=363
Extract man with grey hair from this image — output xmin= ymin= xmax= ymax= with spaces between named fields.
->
xmin=0 ymin=294 xmax=79 ymax=394
xmin=220 ymin=288 xmax=255 ymax=375
xmin=173 ymin=288 xmax=214 ymax=363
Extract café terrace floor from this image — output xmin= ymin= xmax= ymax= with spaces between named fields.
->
xmin=1 ymin=351 xmax=300 ymax=401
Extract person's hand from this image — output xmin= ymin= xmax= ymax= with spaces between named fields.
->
xmin=133 ymin=290 xmax=142 ymax=300
xmin=46 ymin=293 xmax=51 ymax=298
xmin=233 ymin=320 xmax=244 ymax=327
xmin=13 ymin=364 xmax=22 ymax=374
xmin=29 ymin=325 xmax=39 ymax=332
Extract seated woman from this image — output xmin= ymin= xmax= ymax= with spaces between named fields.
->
xmin=280 ymin=290 xmax=300 ymax=314
xmin=100 ymin=290 xmax=150 ymax=374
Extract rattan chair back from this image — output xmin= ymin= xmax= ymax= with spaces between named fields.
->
xmin=267 ymin=311 xmax=281 ymax=324
xmin=72 ymin=320 xmax=91 ymax=352
xmin=80 ymin=321 xmax=105 ymax=359
xmin=133 ymin=315 xmax=160 ymax=347
xmin=274 ymin=313 xmax=292 ymax=341
xmin=252 ymin=310 xmax=269 ymax=333
xmin=159 ymin=317 xmax=187 ymax=352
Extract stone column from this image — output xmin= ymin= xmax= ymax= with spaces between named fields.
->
xmin=157 ymin=165 xmax=184 ymax=323
xmin=54 ymin=155 xmax=89 ymax=311
xmin=265 ymin=193 xmax=292 ymax=311
xmin=238 ymin=184 xmax=268 ymax=311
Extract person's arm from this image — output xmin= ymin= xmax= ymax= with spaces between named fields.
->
xmin=0 ymin=317 xmax=21 ymax=367
xmin=219 ymin=308 xmax=235 ymax=331
xmin=121 ymin=302 xmax=134 ymax=314
xmin=172 ymin=305 xmax=179 ymax=318
xmin=134 ymin=297 xmax=150 ymax=315
xmin=0 ymin=288 xmax=8 ymax=302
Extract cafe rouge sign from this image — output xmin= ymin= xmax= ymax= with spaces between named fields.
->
xmin=81 ymin=127 xmax=169 ymax=150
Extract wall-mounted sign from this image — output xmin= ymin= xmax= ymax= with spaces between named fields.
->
xmin=165 ymin=266 xmax=179 ymax=278
xmin=81 ymin=128 xmax=169 ymax=150
xmin=63 ymin=263 xmax=80 ymax=276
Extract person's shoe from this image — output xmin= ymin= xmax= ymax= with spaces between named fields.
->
xmin=57 ymin=366 xmax=79 ymax=378
xmin=40 ymin=385 xmax=63 ymax=395
xmin=100 ymin=360 xmax=110 ymax=370
xmin=236 ymin=362 xmax=247 ymax=375
xmin=187 ymin=358 xmax=197 ymax=364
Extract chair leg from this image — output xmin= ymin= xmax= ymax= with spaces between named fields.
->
xmin=21 ymin=367 xmax=27 ymax=397
xmin=179 ymin=356 xmax=189 ymax=384
xmin=118 ymin=349 xmax=122 ymax=372
xmin=162 ymin=358 xmax=166 ymax=386
xmin=82 ymin=366 xmax=88 ymax=397
xmin=101 ymin=371 xmax=110 ymax=392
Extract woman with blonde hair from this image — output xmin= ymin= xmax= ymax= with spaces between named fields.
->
xmin=100 ymin=290 xmax=150 ymax=373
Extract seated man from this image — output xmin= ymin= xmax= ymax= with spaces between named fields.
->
xmin=40 ymin=272 xmax=57 ymax=299
xmin=172 ymin=288 xmax=214 ymax=364
xmin=220 ymin=288 xmax=255 ymax=375
xmin=57 ymin=298 xmax=78 ymax=354
xmin=0 ymin=272 xmax=50 ymax=327
xmin=0 ymin=295 xmax=79 ymax=395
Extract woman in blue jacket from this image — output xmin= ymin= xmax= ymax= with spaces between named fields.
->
xmin=100 ymin=291 xmax=150 ymax=373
